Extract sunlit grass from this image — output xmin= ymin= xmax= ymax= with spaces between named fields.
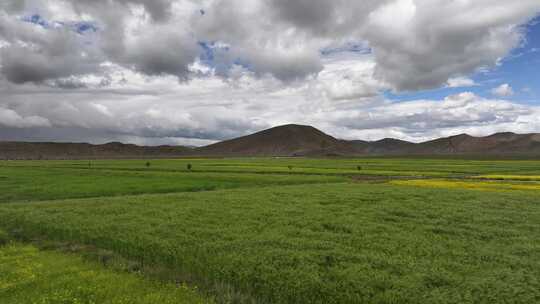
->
xmin=391 ymin=179 xmax=540 ymax=192
xmin=0 ymin=243 xmax=209 ymax=304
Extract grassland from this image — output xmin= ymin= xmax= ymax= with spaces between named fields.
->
xmin=0 ymin=242 xmax=208 ymax=303
xmin=392 ymin=179 xmax=540 ymax=192
xmin=0 ymin=165 xmax=346 ymax=203
xmin=1 ymin=158 xmax=540 ymax=303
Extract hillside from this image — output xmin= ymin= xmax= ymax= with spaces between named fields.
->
xmin=409 ymin=133 xmax=540 ymax=155
xmin=195 ymin=124 xmax=356 ymax=156
xmin=196 ymin=125 xmax=540 ymax=157
xmin=2 ymin=125 xmax=540 ymax=159
xmin=0 ymin=141 xmax=192 ymax=160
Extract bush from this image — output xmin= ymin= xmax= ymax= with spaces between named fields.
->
xmin=145 ymin=161 xmax=151 ymax=168
xmin=357 ymin=165 xmax=362 ymax=171
xmin=0 ymin=229 xmax=9 ymax=246
xmin=187 ymin=163 xmax=192 ymax=171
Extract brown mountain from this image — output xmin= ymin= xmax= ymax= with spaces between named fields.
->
xmin=0 ymin=141 xmax=192 ymax=160
xmin=2 ymin=125 xmax=540 ymax=159
xmin=409 ymin=132 xmax=540 ymax=155
xmin=195 ymin=124 xmax=356 ymax=156
xmin=195 ymin=125 xmax=540 ymax=156
xmin=351 ymin=138 xmax=416 ymax=154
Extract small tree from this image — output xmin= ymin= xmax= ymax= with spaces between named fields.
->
xmin=357 ymin=165 xmax=362 ymax=171
xmin=288 ymin=165 xmax=293 ymax=171
xmin=145 ymin=161 xmax=151 ymax=168
xmin=187 ymin=163 xmax=192 ymax=171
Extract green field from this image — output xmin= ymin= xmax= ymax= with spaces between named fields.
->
xmin=1 ymin=158 xmax=540 ymax=303
xmin=0 ymin=243 xmax=207 ymax=304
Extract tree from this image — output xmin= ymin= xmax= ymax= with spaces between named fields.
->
xmin=187 ymin=163 xmax=192 ymax=171
xmin=145 ymin=161 xmax=151 ymax=168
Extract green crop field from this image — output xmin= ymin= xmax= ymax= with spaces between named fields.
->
xmin=1 ymin=158 xmax=540 ymax=303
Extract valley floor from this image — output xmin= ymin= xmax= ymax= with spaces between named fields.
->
xmin=1 ymin=158 xmax=540 ymax=303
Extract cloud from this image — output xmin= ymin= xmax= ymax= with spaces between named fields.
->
xmin=1 ymin=61 xmax=539 ymax=145
xmin=492 ymin=83 xmax=514 ymax=97
xmin=328 ymin=92 xmax=534 ymax=140
xmin=0 ymin=107 xmax=51 ymax=128
xmin=1 ymin=1 xmax=539 ymax=88
xmin=0 ymin=1 xmax=539 ymax=145
xmin=447 ymin=77 xmax=476 ymax=88
xmin=0 ymin=11 xmax=103 ymax=84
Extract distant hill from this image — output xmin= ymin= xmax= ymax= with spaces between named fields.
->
xmin=408 ymin=132 xmax=540 ymax=155
xmin=352 ymin=133 xmax=540 ymax=156
xmin=350 ymin=138 xmax=416 ymax=154
xmin=195 ymin=124 xmax=356 ymax=156
xmin=195 ymin=125 xmax=540 ymax=157
xmin=2 ymin=125 xmax=540 ymax=159
xmin=0 ymin=141 xmax=192 ymax=160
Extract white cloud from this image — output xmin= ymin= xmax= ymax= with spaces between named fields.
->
xmin=447 ymin=77 xmax=476 ymax=88
xmin=492 ymin=83 xmax=514 ymax=97
xmin=0 ymin=107 xmax=51 ymax=128
xmin=1 ymin=63 xmax=539 ymax=145
xmin=0 ymin=1 xmax=539 ymax=145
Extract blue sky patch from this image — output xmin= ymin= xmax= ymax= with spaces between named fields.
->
xmin=20 ymin=14 xmax=98 ymax=35
xmin=388 ymin=16 xmax=540 ymax=105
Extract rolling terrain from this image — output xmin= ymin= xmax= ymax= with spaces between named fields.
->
xmin=2 ymin=124 xmax=540 ymax=159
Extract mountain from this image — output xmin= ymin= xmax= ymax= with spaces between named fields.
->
xmin=409 ymin=132 xmax=540 ymax=155
xmin=195 ymin=124 xmax=356 ymax=156
xmin=2 ymin=125 xmax=540 ymax=159
xmin=195 ymin=125 xmax=540 ymax=157
xmin=351 ymin=138 xmax=416 ymax=154
xmin=0 ymin=141 xmax=192 ymax=160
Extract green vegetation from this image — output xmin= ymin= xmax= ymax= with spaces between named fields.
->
xmin=474 ymin=174 xmax=540 ymax=181
xmin=4 ymin=157 xmax=540 ymax=177
xmin=0 ymin=166 xmax=345 ymax=203
xmin=1 ymin=157 xmax=540 ymax=303
xmin=0 ymin=243 xmax=208 ymax=304
xmin=0 ymin=229 xmax=9 ymax=246
xmin=2 ymin=183 xmax=540 ymax=303
xmin=392 ymin=179 xmax=540 ymax=192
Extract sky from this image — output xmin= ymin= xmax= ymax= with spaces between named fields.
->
xmin=0 ymin=0 xmax=540 ymax=146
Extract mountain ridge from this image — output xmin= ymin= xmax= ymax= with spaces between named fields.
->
xmin=2 ymin=124 xmax=540 ymax=159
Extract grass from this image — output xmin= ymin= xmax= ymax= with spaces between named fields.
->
xmin=391 ymin=179 xmax=540 ymax=192
xmin=0 ymin=166 xmax=345 ymax=203
xmin=0 ymin=242 xmax=209 ymax=304
xmin=2 ymin=183 xmax=540 ymax=303
xmin=473 ymin=175 xmax=540 ymax=181
xmin=2 ymin=157 xmax=540 ymax=303
xmin=5 ymin=157 xmax=540 ymax=177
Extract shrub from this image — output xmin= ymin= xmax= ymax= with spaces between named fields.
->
xmin=0 ymin=229 xmax=9 ymax=246
xmin=145 ymin=161 xmax=151 ymax=168
xmin=357 ymin=165 xmax=362 ymax=171
xmin=187 ymin=163 xmax=192 ymax=171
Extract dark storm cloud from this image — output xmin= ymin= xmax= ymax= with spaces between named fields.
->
xmin=71 ymin=0 xmax=174 ymax=22
xmin=124 ymin=26 xmax=199 ymax=80
xmin=3 ymin=0 xmax=540 ymax=89
xmin=0 ymin=14 xmax=102 ymax=84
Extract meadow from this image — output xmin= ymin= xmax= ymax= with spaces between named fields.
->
xmin=1 ymin=158 xmax=540 ymax=303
